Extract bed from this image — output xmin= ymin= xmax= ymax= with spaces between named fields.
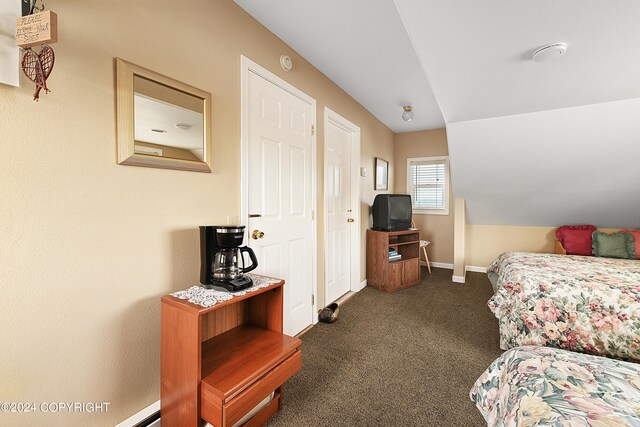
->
xmin=487 ymin=252 xmax=640 ymax=360
xmin=470 ymin=346 xmax=640 ymax=426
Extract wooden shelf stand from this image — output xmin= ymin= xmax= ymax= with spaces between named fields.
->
xmin=366 ymin=228 xmax=421 ymax=292
xmin=161 ymin=279 xmax=301 ymax=427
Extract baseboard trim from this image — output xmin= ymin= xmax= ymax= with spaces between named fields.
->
xmin=452 ymin=275 xmax=466 ymax=284
xmin=421 ymin=261 xmax=487 ymax=274
xmin=114 ymin=400 xmax=159 ymax=427
xmin=429 ymin=261 xmax=454 ymax=269
xmin=466 ymin=265 xmax=487 ymax=273
xmin=354 ymin=279 xmax=367 ymax=292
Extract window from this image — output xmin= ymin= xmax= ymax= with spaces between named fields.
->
xmin=407 ymin=156 xmax=449 ymax=215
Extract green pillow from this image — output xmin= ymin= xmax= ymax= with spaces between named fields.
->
xmin=592 ymin=231 xmax=636 ymax=259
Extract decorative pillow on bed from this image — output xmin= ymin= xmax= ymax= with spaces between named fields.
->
xmin=555 ymin=225 xmax=597 ymax=256
xmin=621 ymin=229 xmax=640 ymax=260
xmin=592 ymin=231 xmax=636 ymax=259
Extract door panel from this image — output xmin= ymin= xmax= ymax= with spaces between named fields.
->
xmin=258 ymin=244 xmax=281 ymax=278
xmin=261 ymin=96 xmax=281 ymax=126
xmin=288 ymin=238 xmax=306 ymax=311
xmin=403 ymin=260 xmax=420 ymax=285
xmin=247 ymin=71 xmax=314 ymax=336
xmin=289 ymin=146 xmax=305 ymax=216
xmin=261 ymin=138 xmax=281 ymax=219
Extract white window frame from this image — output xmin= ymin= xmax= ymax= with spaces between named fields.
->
xmin=406 ymin=156 xmax=450 ymax=216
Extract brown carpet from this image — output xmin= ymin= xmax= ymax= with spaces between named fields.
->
xmin=265 ymin=268 xmax=503 ymax=427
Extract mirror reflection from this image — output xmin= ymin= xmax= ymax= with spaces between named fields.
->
xmin=115 ymin=57 xmax=211 ymax=173
xmin=133 ymin=76 xmax=205 ymax=162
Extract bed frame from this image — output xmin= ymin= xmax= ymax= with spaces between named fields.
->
xmin=554 ymin=240 xmax=567 ymax=255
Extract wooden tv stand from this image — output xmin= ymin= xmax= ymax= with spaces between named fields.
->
xmin=366 ymin=228 xmax=421 ymax=292
xmin=161 ymin=278 xmax=301 ymax=427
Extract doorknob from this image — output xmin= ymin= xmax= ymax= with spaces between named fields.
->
xmin=252 ymin=230 xmax=265 ymax=239
xmin=347 ymin=218 xmax=355 ymax=223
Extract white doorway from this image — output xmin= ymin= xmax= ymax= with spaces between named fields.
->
xmin=241 ymin=57 xmax=317 ymax=336
xmin=324 ymin=108 xmax=361 ymax=305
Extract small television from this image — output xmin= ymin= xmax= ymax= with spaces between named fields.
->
xmin=372 ymin=194 xmax=412 ymax=231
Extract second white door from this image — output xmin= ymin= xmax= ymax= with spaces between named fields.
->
xmin=325 ymin=113 xmax=356 ymax=304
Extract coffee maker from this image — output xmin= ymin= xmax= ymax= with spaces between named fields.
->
xmin=200 ymin=225 xmax=258 ymax=291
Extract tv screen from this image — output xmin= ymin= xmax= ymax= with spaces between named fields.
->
xmin=390 ymin=196 xmax=412 ymax=221
xmin=372 ymin=194 xmax=412 ymax=231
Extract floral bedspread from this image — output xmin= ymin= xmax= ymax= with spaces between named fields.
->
xmin=470 ymin=346 xmax=640 ymax=426
xmin=487 ymin=252 xmax=640 ymax=360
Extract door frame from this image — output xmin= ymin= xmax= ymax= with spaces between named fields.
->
xmin=323 ymin=107 xmax=362 ymax=304
xmin=240 ymin=55 xmax=318 ymax=326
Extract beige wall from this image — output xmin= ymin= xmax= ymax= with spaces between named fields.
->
xmin=466 ymin=225 xmax=557 ymax=267
xmin=466 ymin=225 xmax=621 ymax=267
xmin=0 ymin=1 xmax=393 ymax=425
xmin=393 ymin=128 xmax=454 ymax=264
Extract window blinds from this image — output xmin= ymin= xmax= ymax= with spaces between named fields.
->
xmin=408 ymin=159 xmax=446 ymax=210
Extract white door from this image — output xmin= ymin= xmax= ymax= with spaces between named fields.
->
xmin=245 ymin=69 xmax=315 ymax=336
xmin=324 ymin=110 xmax=359 ymax=304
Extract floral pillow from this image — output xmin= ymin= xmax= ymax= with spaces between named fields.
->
xmin=555 ymin=225 xmax=597 ymax=256
xmin=621 ymin=229 xmax=640 ymax=260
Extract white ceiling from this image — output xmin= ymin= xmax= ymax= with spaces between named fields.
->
xmin=396 ymin=0 xmax=640 ymax=123
xmin=235 ymin=0 xmax=640 ymax=130
xmin=233 ymin=0 xmax=444 ymax=132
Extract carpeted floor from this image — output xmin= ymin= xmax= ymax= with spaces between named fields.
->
xmin=265 ymin=267 xmax=503 ymax=427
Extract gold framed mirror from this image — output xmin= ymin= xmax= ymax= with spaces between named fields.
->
xmin=115 ymin=58 xmax=212 ymax=172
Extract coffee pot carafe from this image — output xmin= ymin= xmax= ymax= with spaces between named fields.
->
xmin=212 ymin=246 xmax=258 ymax=281
xmin=200 ymin=225 xmax=258 ymax=291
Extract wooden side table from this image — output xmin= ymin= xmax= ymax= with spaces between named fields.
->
xmin=161 ymin=278 xmax=301 ymax=427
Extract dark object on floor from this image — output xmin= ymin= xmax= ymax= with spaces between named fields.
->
xmin=318 ymin=302 xmax=339 ymax=323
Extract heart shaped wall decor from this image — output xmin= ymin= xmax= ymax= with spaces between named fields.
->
xmin=21 ymin=44 xmax=55 ymax=101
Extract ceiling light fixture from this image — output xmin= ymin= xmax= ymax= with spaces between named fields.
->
xmin=402 ymin=105 xmax=413 ymax=122
xmin=531 ymin=43 xmax=568 ymax=63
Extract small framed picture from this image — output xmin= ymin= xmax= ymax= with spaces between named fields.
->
xmin=375 ymin=157 xmax=389 ymax=191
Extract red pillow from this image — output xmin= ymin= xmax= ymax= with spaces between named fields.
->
xmin=555 ymin=225 xmax=597 ymax=256
xmin=621 ymin=229 xmax=640 ymax=260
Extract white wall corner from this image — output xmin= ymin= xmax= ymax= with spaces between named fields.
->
xmin=452 ymin=275 xmax=466 ymax=284
xmin=356 ymin=279 xmax=367 ymax=292
xmin=453 ymin=198 xmax=466 ymax=278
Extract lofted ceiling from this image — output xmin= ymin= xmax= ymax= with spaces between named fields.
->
xmin=234 ymin=0 xmax=640 ymax=130
xmin=447 ymin=98 xmax=640 ymax=229
xmin=233 ymin=0 xmax=444 ymax=132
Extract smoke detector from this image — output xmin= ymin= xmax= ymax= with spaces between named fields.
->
xmin=531 ymin=43 xmax=568 ymax=63
xmin=280 ymin=55 xmax=293 ymax=72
